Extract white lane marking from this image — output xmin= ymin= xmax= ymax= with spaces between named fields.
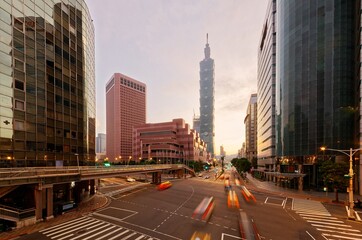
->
xmin=221 ymin=233 xmax=242 ymax=239
xmin=91 ymin=213 xmax=179 ymax=240
xmin=116 ymin=187 xmax=148 ymax=199
xmin=322 ymin=233 xmax=362 ymax=240
xmin=96 ymin=227 xmax=124 ymax=240
xmin=40 ymin=217 xmax=88 ymax=233
xmin=302 ymin=217 xmax=344 ymax=223
xmin=108 ymin=230 xmax=130 ymax=240
xmin=316 ymin=228 xmax=362 ymax=237
xmin=311 ymin=224 xmax=356 ymax=231
xmin=297 ymin=211 xmax=331 ymax=216
xmin=43 ymin=217 xmax=92 ymax=234
xmin=134 ymin=235 xmax=145 ymax=240
xmin=299 ymin=214 xmax=337 ymax=219
xmin=306 ymin=231 xmax=316 ymax=240
xmin=153 ymin=185 xmax=195 ymax=231
xmin=48 ymin=219 xmax=101 ymax=238
xmin=121 ymin=232 xmax=137 ymax=240
xmin=95 ymin=207 xmax=138 ymax=221
xmin=82 ymin=225 xmax=117 ymax=240
xmin=307 ymin=220 xmax=351 ymax=227
xmin=69 ymin=223 xmax=111 ymax=240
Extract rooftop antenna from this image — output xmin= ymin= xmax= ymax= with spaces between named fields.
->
xmin=206 ymin=33 xmax=208 ymax=44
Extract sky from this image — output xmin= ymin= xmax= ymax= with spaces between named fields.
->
xmin=86 ymin=0 xmax=269 ymax=156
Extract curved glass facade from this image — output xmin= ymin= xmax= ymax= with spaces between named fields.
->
xmin=0 ymin=0 xmax=95 ymax=167
xmin=276 ymin=0 xmax=360 ymax=161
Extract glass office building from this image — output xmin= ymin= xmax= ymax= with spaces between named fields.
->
xmin=257 ymin=0 xmax=276 ymax=171
xmin=276 ymin=0 xmax=360 ymax=164
xmin=0 ymin=0 xmax=95 ymax=167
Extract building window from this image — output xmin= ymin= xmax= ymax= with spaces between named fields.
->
xmin=15 ymin=80 xmax=24 ymax=90
xmin=14 ymin=120 xmax=25 ymax=130
xmin=15 ymin=100 xmax=25 ymax=110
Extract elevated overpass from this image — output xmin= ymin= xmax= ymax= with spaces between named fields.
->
xmin=0 ymin=164 xmax=196 ymax=187
xmin=0 ymin=164 xmax=195 ymax=227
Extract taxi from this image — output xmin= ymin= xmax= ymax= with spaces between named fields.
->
xmin=157 ymin=181 xmax=172 ymax=190
xmin=190 ymin=231 xmax=211 ymax=240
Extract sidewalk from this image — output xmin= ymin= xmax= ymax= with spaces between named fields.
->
xmin=0 ymin=193 xmax=109 ymax=240
xmin=244 ymin=173 xmax=362 ymax=204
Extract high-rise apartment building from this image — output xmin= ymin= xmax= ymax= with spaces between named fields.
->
xmin=244 ymin=94 xmax=257 ymax=161
xmin=106 ymin=73 xmax=146 ymax=163
xmin=199 ymin=34 xmax=215 ymax=156
xmin=96 ymin=133 xmax=106 ymax=153
xmin=257 ymin=0 xmax=276 ymax=171
xmin=276 ymin=0 xmax=360 ymax=189
xmin=0 ymin=0 xmax=95 ymax=167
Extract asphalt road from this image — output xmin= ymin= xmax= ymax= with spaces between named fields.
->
xmin=18 ymin=172 xmax=362 ymax=240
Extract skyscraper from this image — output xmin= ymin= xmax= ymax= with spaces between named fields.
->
xmin=0 ymin=0 xmax=95 ymax=167
xmin=96 ymin=133 xmax=106 ymax=154
xmin=199 ymin=34 xmax=215 ymax=157
xmin=106 ymin=73 xmax=146 ymax=163
xmin=257 ymin=0 xmax=277 ymax=172
xmin=244 ymin=94 xmax=258 ymax=162
xmin=276 ymin=0 xmax=360 ymax=188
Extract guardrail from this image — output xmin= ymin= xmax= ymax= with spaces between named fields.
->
xmin=0 ymin=204 xmax=35 ymax=221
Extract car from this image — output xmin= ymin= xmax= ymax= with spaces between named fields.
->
xmin=192 ymin=196 xmax=215 ymax=222
xmin=126 ymin=177 xmax=136 ymax=182
xmin=227 ymin=190 xmax=240 ymax=208
xmin=238 ymin=210 xmax=259 ymax=239
xmin=198 ymin=173 xmax=203 ymax=177
xmin=190 ymin=231 xmax=211 ymax=240
xmin=157 ymin=181 xmax=172 ymax=190
xmin=204 ymin=176 xmax=210 ymax=179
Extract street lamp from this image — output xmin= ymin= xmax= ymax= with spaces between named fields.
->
xmin=320 ymin=146 xmax=360 ymax=220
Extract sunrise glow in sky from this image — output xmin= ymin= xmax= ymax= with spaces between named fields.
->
xmin=87 ymin=0 xmax=268 ymax=155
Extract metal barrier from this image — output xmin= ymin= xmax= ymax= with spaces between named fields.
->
xmin=0 ymin=204 xmax=35 ymax=220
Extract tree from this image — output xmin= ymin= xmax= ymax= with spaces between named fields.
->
xmin=231 ymin=158 xmax=251 ymax=174
xmin=318 ymin=158 xmax=349 ymax=202
xmin=251 ymin=157 xmax=258 ymax=169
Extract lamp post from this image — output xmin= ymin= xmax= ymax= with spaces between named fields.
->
xmin=321 ymin=146 xmax=359 ymax=220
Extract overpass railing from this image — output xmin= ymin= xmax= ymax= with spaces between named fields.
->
xmin=0 ymin=164 xmax=191 ymax=186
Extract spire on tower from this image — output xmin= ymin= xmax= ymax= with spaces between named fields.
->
xmin=204 ymin=33 xmax=210 ymax=59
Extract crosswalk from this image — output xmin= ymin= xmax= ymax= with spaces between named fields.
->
xmin=39 ymin=216 xmax=158 ymax=240
xmin=292 ymin=198 xmax=362 ymax=240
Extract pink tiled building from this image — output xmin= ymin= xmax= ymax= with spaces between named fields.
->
xmin=106 ymin=73 xmax=146 ymax=163
xmin=133 ymin=119 xmax=208 ymax=164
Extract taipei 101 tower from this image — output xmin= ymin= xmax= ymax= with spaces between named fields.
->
xmin=199 ymin=34 xmax=215 ymax=157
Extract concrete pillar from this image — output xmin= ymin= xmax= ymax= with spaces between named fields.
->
xmin=152 ymin=172 xmax=161 ymax=184
xmin=73 ymin=182 xmax=82 ymax=204
xmin=90 ymin=179 xmax=95 ymax=195
xmin=34 ymin=185 xmax=43 ymax=222
xmin=176 ymin=169 xmax=183 ymax=178
xmin=46 ymin=187 xmax=53 ymax=220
